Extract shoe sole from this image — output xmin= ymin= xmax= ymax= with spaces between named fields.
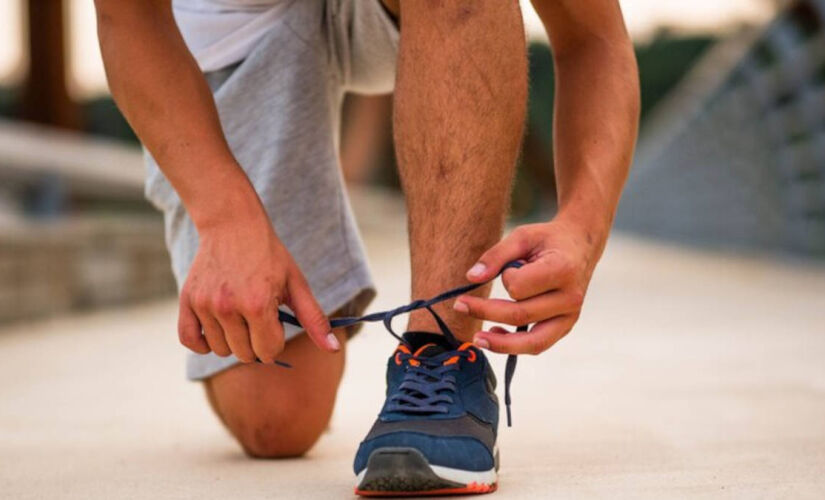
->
xmin=354 ymin=447 xmax=497 ymax=497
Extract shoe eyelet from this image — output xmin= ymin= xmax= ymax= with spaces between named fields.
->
xmin=394 ymin=353 xmax=402 ymax=365
xmin=468 ymin=350 xmax=477 ymax=362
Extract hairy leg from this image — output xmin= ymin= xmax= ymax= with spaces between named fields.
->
xmin=395 ymin=0 xmax=528 ymax=341
xmin=203 ymin=328 xmax=347 ymax=458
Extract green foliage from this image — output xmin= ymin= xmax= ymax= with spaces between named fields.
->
xmin=635 ymin=34 xmax=716 ymax=118
xmin=0 ymin=86 xmax=19 ymax=118
xmin=81 ymin=96 xmax=138 ymax=143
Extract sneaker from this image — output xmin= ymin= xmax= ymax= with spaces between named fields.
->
xmin=353 ymin=331 xmax=501 ymax=496
xmin=277 ymin=262 xmax=525 ymax=495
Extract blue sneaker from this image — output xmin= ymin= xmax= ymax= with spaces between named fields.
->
xmin=353 ymin=331 xmax=500 ymax=496
xmin=277 ymin=262 xmax=526 ymax=495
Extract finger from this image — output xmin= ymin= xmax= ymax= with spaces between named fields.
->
xmin=473 ymin=325 xmax=509 ymax=347
xmin=502 ymin=254 xmax=571 ymax=300
xmin=466 ymin=228 xmax=532 ymax=283
xmin=177 ymin=296 xmax=210 ymax=354
xmin=454 ymin=290 xmax=581 ymax=326
xmin=287 ymin=270 xmax=338 ymax=352
xmin=217 ymin=312 xmax=256 ymax=363
xmin=472 ymin=315 xmax=575 ymax=355
xmin=196 ymin=311 xmax=232 ymax=357
xmin=245 ymin=306 xmax=285 ymax=364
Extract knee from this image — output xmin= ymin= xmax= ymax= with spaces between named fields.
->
xmin=203 ymin=362 xmax=342 ymax=459
xmin=233 ymin=408 xmax=323 ymax=458
xmin=203 ymin=334 xmax=346 ymax=458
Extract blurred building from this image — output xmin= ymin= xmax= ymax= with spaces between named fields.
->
xmin=0 ymin=120 xmax=174 ymax=322
xmin=618 ymin=0 xmax=825 ymax=256
xmin=0 ymin=1 xmax=174 ymax=324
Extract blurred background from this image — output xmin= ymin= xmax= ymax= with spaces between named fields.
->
xmin=1 ymin=0 xmax=822 ymax=323
xmin=1 ymin=1 xmax=824 ymax=498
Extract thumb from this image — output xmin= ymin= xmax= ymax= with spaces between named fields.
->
xmin=467 ymin=229 xmax=529 ymax=283
xmin=287 ymin=270 xmax=339 ymax=352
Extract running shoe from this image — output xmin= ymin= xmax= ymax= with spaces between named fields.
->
xmin=276 ymin=262 xmax=526 ymax=495
xmin=353 ymin=331 xmax=501 ymax=496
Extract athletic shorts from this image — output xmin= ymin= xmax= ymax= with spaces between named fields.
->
xmin=143 ymin=0 xmax=399 ymax=379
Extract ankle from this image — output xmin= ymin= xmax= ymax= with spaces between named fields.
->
xmin=406 ymin=306 xmax=480 ymax=343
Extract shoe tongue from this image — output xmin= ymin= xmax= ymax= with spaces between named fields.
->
xmin=402 ymin=331 xmax=452 ymax=357
xmin=414 ymin=343 xmax=447 ymax=358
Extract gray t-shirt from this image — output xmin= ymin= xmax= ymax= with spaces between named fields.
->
xmin=143 ymin=0 xmax=399 ymax=379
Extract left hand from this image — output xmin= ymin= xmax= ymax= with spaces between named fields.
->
xmin=453 ymin=218 xmax=604 ymax=355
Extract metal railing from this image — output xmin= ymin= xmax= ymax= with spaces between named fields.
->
xmin=618 ymin=0 xmax=825 ymax=255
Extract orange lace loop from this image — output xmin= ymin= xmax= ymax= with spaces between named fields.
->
xmin=394 ymin=344 xmax=412 ymax=365
xmin=395 ymin=342 xmax=476 ymax=366
xmin=443 ymin=343 xmax=476 ymax=366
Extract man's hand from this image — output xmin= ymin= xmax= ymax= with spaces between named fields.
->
xmin=95 ymin=3 xmax=340 ymax=361
xmin=449 ymin=0 xmax=639 ymax=355
xmin=177 ymin=209 xmax=339 ymax=363
xmin=453 ymin=217 xmax=604 ymax=355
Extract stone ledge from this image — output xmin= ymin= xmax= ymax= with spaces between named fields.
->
xmin=0 ymin=215 xmax=175 ymax=323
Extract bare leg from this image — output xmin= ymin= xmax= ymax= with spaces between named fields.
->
xmin=394 ymin=0 xmax=528 ymax=341
xmin=203 ymin=328 xmax=347 ymax=457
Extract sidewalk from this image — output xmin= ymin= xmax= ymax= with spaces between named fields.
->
xmin=2 ymin=197 xmax=824 ymax=498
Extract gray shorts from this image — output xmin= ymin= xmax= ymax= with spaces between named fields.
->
xmin=143 ymin=0 xmax=399 ymax=380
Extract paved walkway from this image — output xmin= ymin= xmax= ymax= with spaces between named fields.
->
xmin=2 ymin=197 xmax=824 ymax=498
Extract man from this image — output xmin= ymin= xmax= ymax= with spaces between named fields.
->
xmin=95 ymin=0 xmax=638 ymax=495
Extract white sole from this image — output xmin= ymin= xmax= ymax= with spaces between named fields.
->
xmin=355 ymin=464 xmax=497 ymax=487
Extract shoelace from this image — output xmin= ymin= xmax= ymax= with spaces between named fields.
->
xmin=277 ymin=261 xmax=529 ymax=426
xmin=387 ymin=348 xmax=465 ymax=414
xmin=386 ymin=342 xmax=477 ymax=416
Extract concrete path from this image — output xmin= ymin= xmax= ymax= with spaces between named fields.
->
xmin=2 ymin=199 xmax=824 ymax=498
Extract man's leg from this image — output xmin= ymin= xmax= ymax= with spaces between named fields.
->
xmin=394 ymin=0 xmax=528 ymax=341
xmin=203 ymin=328 xmax=347 ymax=458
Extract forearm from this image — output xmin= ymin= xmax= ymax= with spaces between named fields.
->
xmin=456 ymin=1 xmax=641 ymax=354
xmin=456 ymin=39 xmax=640 ymax=353
xmin=95 ymin=0 xmax=264 ymax=229
xmin=552 ymin=37 xmax=640 ymax=250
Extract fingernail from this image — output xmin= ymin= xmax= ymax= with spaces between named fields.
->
xmin=468 ymin=262 xmax=487 ymax=278
xmin=473 ymin=337 xmax=490 ymax=349
xmin=453 ymin=300 xmax=469 ymax=313
xmin=326 ymin=332 xmax=341 ymax=351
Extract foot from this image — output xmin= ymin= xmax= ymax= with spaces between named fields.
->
xmin=353 ymin=332 xmax=500 ymax=496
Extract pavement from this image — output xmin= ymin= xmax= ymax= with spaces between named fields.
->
xmin=2 ymin=192 xmax=825 ymax=498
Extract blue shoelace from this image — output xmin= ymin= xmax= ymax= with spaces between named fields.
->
xmin=277 ymin=261 xmax=528 ymax=426
xmin=385 ymin=346 xmax=475 ymax=416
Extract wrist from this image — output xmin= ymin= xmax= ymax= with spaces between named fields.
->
xmin=184 ymin=170 xmax=270 ymax=234
xmin=552 ymin=205 xmax=613 ymax=253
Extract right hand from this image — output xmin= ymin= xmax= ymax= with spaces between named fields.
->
xmin=177 ymin=209 xmax=339 ymax=363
